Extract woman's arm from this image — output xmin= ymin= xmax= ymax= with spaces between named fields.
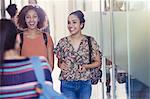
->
xmin=47 ymin=35 xmax=54 ymax=70
xmin=83 ymin=51 xmax=101 ymax=69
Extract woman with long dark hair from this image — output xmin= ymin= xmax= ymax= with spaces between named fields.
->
xmin=0 ymin=19 xmax=52 ymax=98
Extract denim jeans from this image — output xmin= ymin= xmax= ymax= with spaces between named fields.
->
xmin=126 ymin=76 xmax=150 ymax=99
xmin=60 ymin=80 xmax=92 ymax=99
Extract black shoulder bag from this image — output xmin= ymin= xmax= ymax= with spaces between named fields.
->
xmin=87 ymin=36 xmax=102 ymax=85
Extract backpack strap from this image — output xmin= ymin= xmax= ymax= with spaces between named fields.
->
xmin=87 ymin=36 xmax=92 ymax=64
xmin=42 ymin=33 xmax=49 ymax=61
xmin=19 ymin=33 xmax=23 ymax=55
xmin=43 ymin=33 xmax=48 ymax=47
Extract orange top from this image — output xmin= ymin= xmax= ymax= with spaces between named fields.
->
xmin=21 ymin=33 xmax=54 ymax=70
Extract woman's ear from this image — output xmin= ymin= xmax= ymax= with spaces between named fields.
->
xmin=80 ymin=23 xmax=84 ymax=29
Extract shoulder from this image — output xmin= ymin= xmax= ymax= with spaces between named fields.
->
xmin=84 ymin=35 xmax=95 ymax=41
xmin=42 ymin=32 xmax=54 ymax=44
xmin=42 ymin=32 xmax=49 ymax=36
xmin=30 ymin=56 xmax=52 ymax=72
xmin=31 ymin=56 xmax=50 ymax=65
xmin=55 ymin=37 xmax=67 ymax=50
xmin=36 ymin=56 xmax=49 ymax=63
xmin=30 ymin=56 xmax=47 ymax=62
xmin=38 ymin=56 xmax=47 ymax=61
xmin=42 ymin=32 xmax=52 ymax=40
xmin=85 ymin=35 xmax=99 ymax=48
xmin=57 ymin=36 xmax=67 ymax=43
xmin=17 ymin=31 xmax=24 ymax=37
xmin=39 ymin=56 xmax=52 ymax=72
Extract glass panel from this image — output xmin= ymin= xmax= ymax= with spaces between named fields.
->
xmin=113 ymin=0 xmax=150 ymax=99
xmin=112 ymin=10 xmax=128 ymax=99
xmin=0 ymin=0 xmax=1 ymax=18
xmin=128 ymin=11 xmax=149 ymax=86
xmin=127 ymin=0 xmax=150 ymax=98
xmin=113 ymin=12 xmax=128 ymax=70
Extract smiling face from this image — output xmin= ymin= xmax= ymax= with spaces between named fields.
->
xmin=67 ymin=14 xmax=83 ymax=35
xmin=25 ymin=9 xmax=39 ymax=29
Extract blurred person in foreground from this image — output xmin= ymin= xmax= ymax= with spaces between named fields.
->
xmin=0 ymin=19 xmax=52 ymax=98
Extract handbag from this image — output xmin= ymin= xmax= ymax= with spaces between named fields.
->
xmin=87 ymin=36 xmax=102 ymax=85
xmin=30 ymin=56 xmax=67 ymax=99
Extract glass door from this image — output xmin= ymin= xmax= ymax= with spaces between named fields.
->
xmin=101 ymin=0 xmax=150 ymax=99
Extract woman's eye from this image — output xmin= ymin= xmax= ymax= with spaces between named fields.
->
xmin=68 ymin=21 xmax=70 ymax=24
xmin=73 ymin=21 xmax=76 ymax=24
xmin=25 ymin=16 xmax=30 ymax=19
xmin=33 ymin=16 xmax=37 ymax=18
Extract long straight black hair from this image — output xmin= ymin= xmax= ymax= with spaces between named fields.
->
xmin=0 ymin=19 xmax=17 ymax=66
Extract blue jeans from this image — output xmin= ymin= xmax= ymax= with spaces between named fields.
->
xmin=60 ymin=80 xmax=92 ymax=99
xmin=126 ymin=76 xmax=150 ymax=99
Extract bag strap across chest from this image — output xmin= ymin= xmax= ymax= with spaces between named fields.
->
xmin=87 ymin=36 xmax=92 ymax=63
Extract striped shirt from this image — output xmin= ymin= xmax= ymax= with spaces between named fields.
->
xmin=0 ymin=56 xmax=52 ymax=99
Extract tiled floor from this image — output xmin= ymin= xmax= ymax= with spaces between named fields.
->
xmin=52 ymin=66 xmax=127 ymax=99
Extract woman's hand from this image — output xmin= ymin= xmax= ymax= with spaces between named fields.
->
xmin=78 ymin=65 xmax=86 ymax=72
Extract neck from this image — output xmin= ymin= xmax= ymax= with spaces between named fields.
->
xmin=70 ymin=33 xmax=83 ymax=39
xmin=25 ymin=29 xmax=41 ymax=37
xmin=27 ymin=28 xmax=39 ymax=34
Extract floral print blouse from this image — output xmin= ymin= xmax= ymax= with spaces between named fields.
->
xmin=54 ymin=35 xmax=99 ymax=81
